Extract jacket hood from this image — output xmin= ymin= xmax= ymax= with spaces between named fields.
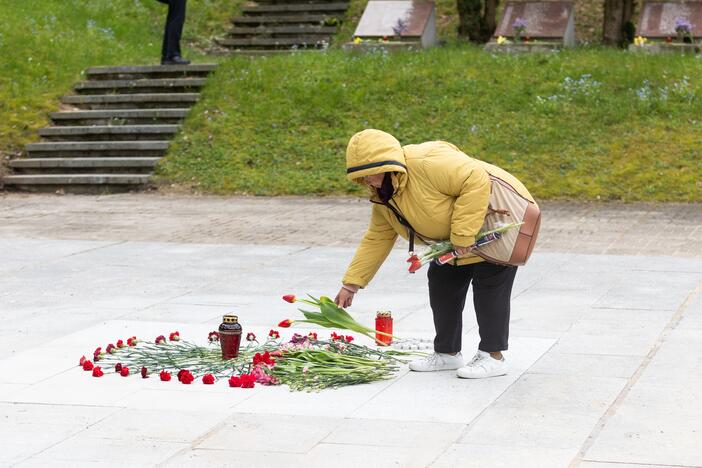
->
xmin=345 ymin=129 xmax=407 ymax=183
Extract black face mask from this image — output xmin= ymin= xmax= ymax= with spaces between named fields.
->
xmin=377 ymin=172 xmax=395 ymax=203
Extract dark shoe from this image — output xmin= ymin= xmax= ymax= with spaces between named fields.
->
xmin=161 ymin=56 xmax=191 ymax=65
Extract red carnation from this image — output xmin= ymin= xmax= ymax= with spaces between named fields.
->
xmin=208 ymin=331 xmax=220 ymax=343
xmin=240 ymin=374 xmax=256 ymax=388
xmin=93 ymin=347 xmax=103 ymax=361
xmin=246 ymin=332 xmax=256 ymax=342
xmin=159 ymin=370 xmax=172 ymax=381
xmin=268 ymin=330 xmax=280 ymax=339
xmin=278 ymin=319 xmax=293 ymax=328
xmin=228 ymin=376 xmax=242 ymax=387
xmin=127 ymin=336 xmax=138 ymax=346
xmin=331 ymin=332 xmax=342 ymax=341
xmin=408 ymin=260 xmax=423 ymax=273
xmin=82 ymin=360 xmax=94 ymax=371
xmin=177 ymin=369 xmax=187 ymax=381
xmin=106 ymin=344 xmax=116 ymax=354
xmin=79 ymin=355 xmax=86 ymax=366
xmin=115 ymin=363 xmax=123 ymax=372
xmin=116 ymin=339 xmax=124 ymax=348
xmin=155 ymin=335 xmax=166 ymax=345
xmin=282 ymin=294 xmax=296 ymax=303
xmin=270 ymin=350 xmax=283 ymax=358
xmin=180 ymin=371 xmax=194 ymax=385
xmin=202 ymin=374 xmax=215 ymax=385
xmin=120 ymin=367 xmax=130 ymax=377
xmin=308 ymin=332 xmax=318 ymax=340
xmin=92 ymin=366 xmax=104 ymax=377
xmin=169 ymin=331 xmax=180 ymax=342
xmin=345 ymin=335 xmax=354 ymax=343
xmin=141 ymin=367 xmax=149 ymax=378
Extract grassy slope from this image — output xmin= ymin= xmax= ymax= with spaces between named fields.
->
xmin=0 ymin=0 xmax=237 ymax=157
xmin=159 ymin=47 xmax=702 ymax=201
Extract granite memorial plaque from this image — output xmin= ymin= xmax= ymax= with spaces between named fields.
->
xmin=494 ymin=1 xmax=575 ymax=45
xmin=353 ymin=0 xmax=437 ymax=47
xmin=637 ymin=1 xmax=702 ymax=38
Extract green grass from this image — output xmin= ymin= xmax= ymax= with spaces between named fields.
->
xmin=159 ymin=47 xmax=702 ymax=201
xmin=0 ymin=0 xmax=238 ymax=156
xmin=2 ymin=1 xmax=700 ymax=201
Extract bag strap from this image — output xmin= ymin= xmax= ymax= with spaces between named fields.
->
xmin=372 ymin=199 xmax=432 ymax=253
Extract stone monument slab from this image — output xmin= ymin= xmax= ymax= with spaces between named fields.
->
xmin=353 ymin=0 xmax=437 ymax=48
xmin=494 ymin=1 xmax=575 ymax=45
xmin=637 ymin=1 xmax=702 ymax=38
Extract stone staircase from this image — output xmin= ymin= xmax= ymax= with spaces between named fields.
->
xmin=218 ymin=0 xmax=349 ymax=54
xmin=1 ymin=64 xmax=216 ymax=193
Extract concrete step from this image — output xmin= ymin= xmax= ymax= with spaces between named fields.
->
xmin=9 ymin=157 xmax=159 ymax=174
xmin=232 ymin=14 xmax=337 ymax=25
xmin=61 ymin=93 xmax=199 ymax=110
xmin=50 ymin=109 xmax=189 ymax=126
xmin=26 ymin=141 xmax=169 ymax=158
xmin=86 ymin=64 xmax=216 ymax=80
xmin=74 ymin=78 xmax=207 ymax=95
xmin=227 ymin=25 xmax=337 ymax=36
xmin=225 ymin=49 xmax=327 ymax=56
xmin=241 ymin=3 xmax=348 ymax=14
xmin=1 ymin=174 xmax=151 ymax=193
xmin=38 ymin=125 xmax=179 ymax=141
xmin=218 ymin=37 xmax=332 ymax=49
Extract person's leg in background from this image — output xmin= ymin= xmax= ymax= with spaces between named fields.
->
xmin=161 ymin=0 xmax=189 ymax=65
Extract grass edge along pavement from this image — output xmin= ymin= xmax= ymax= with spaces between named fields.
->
xmin=156 ymin=46 xmax=702 ymax=202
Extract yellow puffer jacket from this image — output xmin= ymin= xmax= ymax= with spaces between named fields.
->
xmin=342 ymin=129 xmax=535 ymax=288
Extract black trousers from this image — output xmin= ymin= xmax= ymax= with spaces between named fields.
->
xmin=428 ymin=261 xmax=517 ymax=353
xmin=158 ymin=0 xmax=187 ymax=60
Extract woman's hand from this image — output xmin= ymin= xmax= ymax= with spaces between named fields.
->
xmin=334 ymin=284 xmax=359 ymax=308
xmin=453 ymin=245 xmax=473 ymax=256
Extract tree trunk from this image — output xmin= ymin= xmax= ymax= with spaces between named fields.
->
xmin=602 ymin=0 xmax=635 ymax=46
xmin=457 ymin=0 xmax=500 ymax=43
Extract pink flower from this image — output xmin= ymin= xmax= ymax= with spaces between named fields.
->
xmin=251 ymin=366 xmax=277 ymax=385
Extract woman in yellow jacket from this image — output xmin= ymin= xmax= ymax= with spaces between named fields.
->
xmin=334 ymin=129 xmax=536 ymax=379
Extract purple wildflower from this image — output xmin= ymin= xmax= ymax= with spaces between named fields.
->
xmin=513 ymin=17 xmax=527 ymax=31
xmin=675 ymin=18 xmax=693 ymax=33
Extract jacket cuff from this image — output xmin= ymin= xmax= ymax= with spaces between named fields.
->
xmin=342 ymin=275 xmax=367 ymax=289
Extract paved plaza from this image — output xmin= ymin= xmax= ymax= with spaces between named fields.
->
xmin=0 ymin=193 xmax=701 ymax=467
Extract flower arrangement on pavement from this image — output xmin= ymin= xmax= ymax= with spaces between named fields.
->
xmin=78 ymin=328 xmax=418 ymax=392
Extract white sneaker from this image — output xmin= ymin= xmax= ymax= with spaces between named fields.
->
xmin=456 ymin=350 xmax=507 ymax=379
xmin=408 ymin=352 xmax=464 ymax=372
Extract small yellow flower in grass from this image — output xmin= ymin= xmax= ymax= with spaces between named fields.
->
xmin=353 ymin=36 xmax=362 ymax=44
xmin=634 ymin=36 xmax=647 ymax=46
xmin=497 ymin=36 xmax=507 ymax=45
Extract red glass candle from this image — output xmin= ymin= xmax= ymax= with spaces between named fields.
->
xmin=219 ymin=314 xmax=242 ymax=359
xmin=375 ymin=311 xmax=393 ymax=346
